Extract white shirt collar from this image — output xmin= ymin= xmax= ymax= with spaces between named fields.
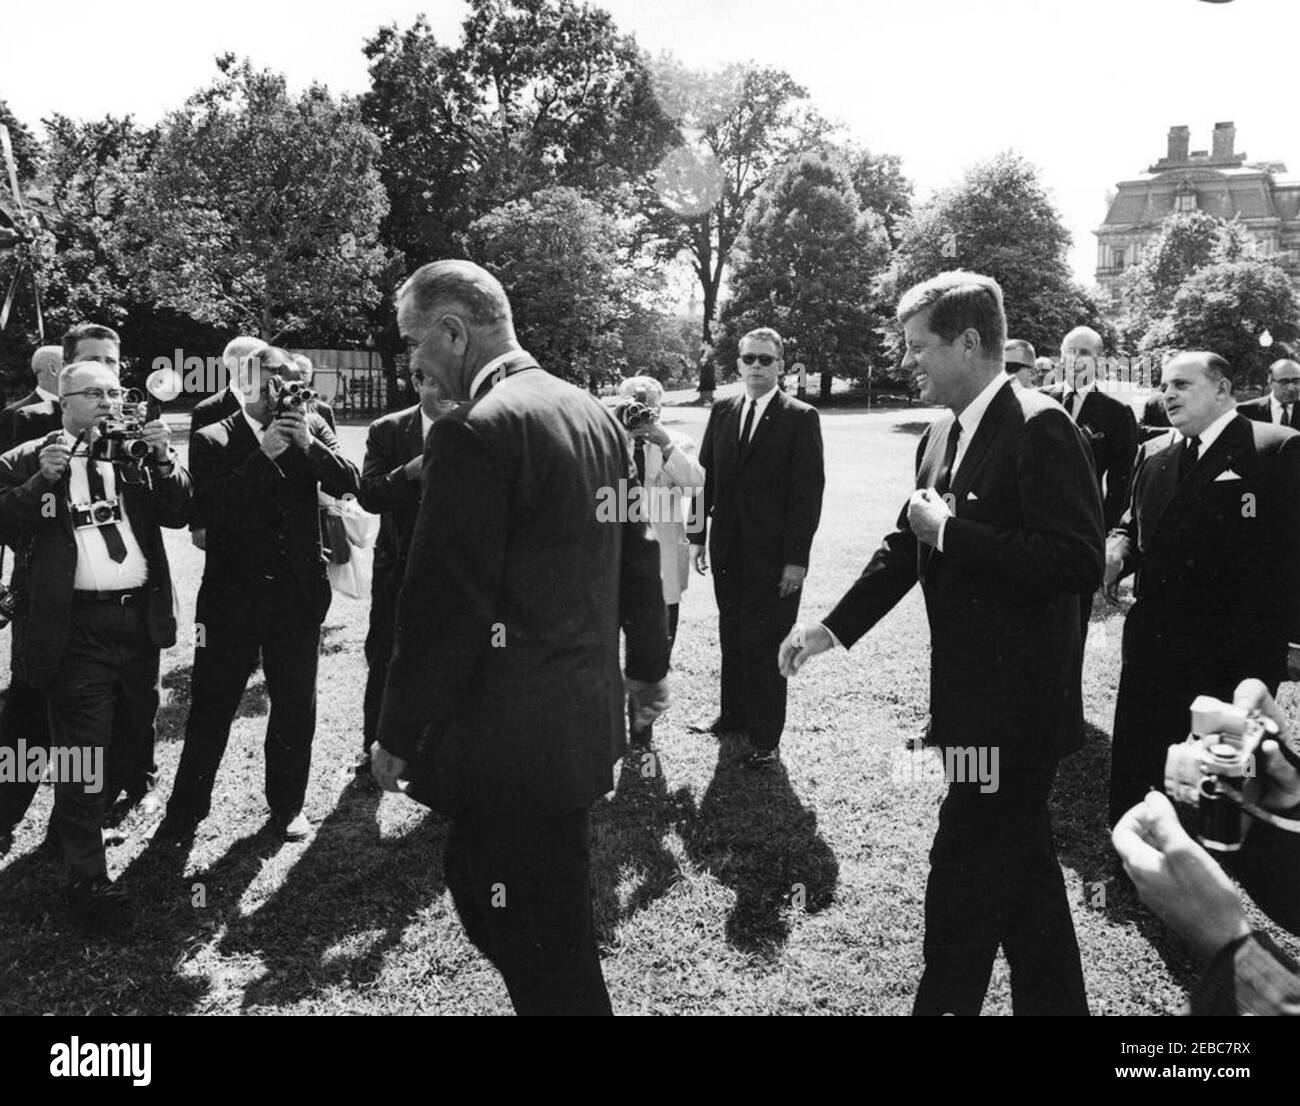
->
xmin=469 ymin=350 xmax=533 ymax=400
xmin=35 ymin=385 xmax=58 ymax=404
xmin=420 ymin=409 xmax=434 ymax=442
xmin=742 ymin=387 xmax=778 ymax=416
xmin=1268 ymin=394 xmax=1293 ymax=422
xmin=955 ymin=372 xmax=1008 ymax=438
xmin=1183 ymin=406 xmax=1238 ymax=453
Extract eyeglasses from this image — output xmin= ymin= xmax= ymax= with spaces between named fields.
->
xmin=740 ymin=354 xmax=776 ymax=367
xmin=1275 ymin=378 xmax=1300 ymax=385
xmin=62 ymin=388 xmax=124 ymax=401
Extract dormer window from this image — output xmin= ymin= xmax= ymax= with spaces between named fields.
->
xmin=1176 ymin=182 xmax=1198 ymax=212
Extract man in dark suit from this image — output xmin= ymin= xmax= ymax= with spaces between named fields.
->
xmin=354 ymin=369 xmax=455 ymax=772
xmin=0 ymin=359 xmax=191 ymax=914
xmin=1104 ymin=351 xmax=1300 ymax=828
xmin=1238 ymin=358 xmax=1300 ymax=428
xmin=159 ymin=346 xmax=359 ymax=843
xmin=1140 ymin=391 xmax=1172 ymax=441
xmin=1040 ymin=326 xmax=1138 ymax=639
xmin=780 ymin=271 xmax=1103 ymax=1015
xmin=372 ymin=260 xmax=669 ymax=1015
xmin=688 ymin=327 xmax=824 ymax=770
xmin=0 ymin=344 xmax=63 ymax=453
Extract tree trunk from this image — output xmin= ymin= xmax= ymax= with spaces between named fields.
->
xmin=819 ymin=371 xmax=833 ymax=401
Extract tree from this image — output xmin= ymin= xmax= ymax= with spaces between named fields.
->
xmin=1119 ymin=210 xmax=1251 ymax=348
xmin=644 ymin=59 xmax=834 ymax=380
xmin=0 ymin=99 xmax=41 ymax=180
xmin=130 ymin=56 xmax=390 ymax=343
xmin=1140 ymin=260 xmax=1300 ymax=391
xmin=718 ymin=150 xmax=890 ymax=399
xmin=464 ymin=186 xmax=659 ymax=389
xmin=882 ymin=151 xmax=1108 ymax=365
xmin=844 ymin=145 xmax=913 ymax=248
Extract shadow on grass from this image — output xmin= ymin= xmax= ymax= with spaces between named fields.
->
xmin=1050 ymin=721 xmax=1202 ymax=998
xmin=682 ymin=735 xmax=839 ymax=957
xmin=591 ymin=748 xmax=695 ymax=940
xmin=217 ymin=777 xmax=447 ymax=1011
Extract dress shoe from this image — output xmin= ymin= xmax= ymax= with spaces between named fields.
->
xmin=150 ymin=812 xmax=200 ymax=844
xmin=353 ymin=752 xmax=374 ymax=776
xmin=67 ymin=877 xmax=130 ymax=919
xmin=688 ymin=716 xmax=745 ymax=736
xmin=744 ymin=748 xmax=779 ymax=771
xmin=628 ymin=726 xmax=653 ymax=750
xmin=276 ymin=813 xmax=312 ymax=842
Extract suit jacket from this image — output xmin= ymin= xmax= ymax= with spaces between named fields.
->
xmin=1111 ymin=414 xmax=1300 ymax=679
xmin=2 ymin=398 xmax=64 ymax=455
xmin=1140 ymin=394 xmax=1172 ymax=441
xmin=189 ymin=411 xmax=360 ymax=629
xmin=691 ymin=389 xmax=825 ymax=580
xmin=1042 ymin=384 xmax=1138 ymax=530
xmin=1237 ymin=394 xmax=1299 ymax=429
xmin=823 ymin=380 xmax=1105 ymax=755
xmin=377 ymin=361 xmax=669 ymax=818
xmin=314 ymin=400 xmax=336 ymax=432
xmin=0 ymin=439 xmax=192 ymax=688
xmin=190 ymin=386 xmax=244 ymax=436
xmin=357 ymin=404 xmax=426 ymax=598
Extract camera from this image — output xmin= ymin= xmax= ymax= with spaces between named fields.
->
xmin=271 ymin=378 xmax=318 ymax=416
xmin=90 ymin=389 xmax=153 ymax=463
xmin=1165 ymin=695 xmax=1279 ymax=851
xmin=616 ymin=399 xmax=657 ymax=431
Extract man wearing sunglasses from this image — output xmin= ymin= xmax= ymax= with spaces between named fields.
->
xmin=0 ymin=358 xmax=191 ymax=917
xmin=689 ymin=327 xmax=825 ymax=770
xmin=355 ymin=366 xmax=456 ymax=775
xmin=1239 ymin=357 xmax=1300 ymax=427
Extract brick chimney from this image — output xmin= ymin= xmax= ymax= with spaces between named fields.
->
xmin=1212 ymin=121 xmax=1236 ymax=161
xmin=1167 ymin=125 xmax=1190 ymax=163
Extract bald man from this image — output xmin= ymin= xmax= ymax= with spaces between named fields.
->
xmin=0 ymin=345 xmax=64 ymax=453
xmin=1238 ymin=359 xmax=1300 ymax=428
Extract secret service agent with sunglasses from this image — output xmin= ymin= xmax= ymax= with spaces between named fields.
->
xmin=0 ymin=361 xmax=192 ymax=918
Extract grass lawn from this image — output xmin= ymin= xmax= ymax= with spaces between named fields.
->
xmin=0 ymin=388 xmax=1295 ymax=1016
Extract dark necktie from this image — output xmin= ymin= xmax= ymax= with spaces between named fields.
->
xmin=739 ymin=399 xmax=756 ymax=456
xmin=633 ymin=439 xmax=647 ymax=485
xmin=1177 ymin=435 xmax=1201 ymax=484
xmin=85 ymin=459 xmax=128 ymax=563
xmin=1287 ymin=404 xmax=1298 ymax=429
xmin=935 ymin=417 xmax=962 ymax=495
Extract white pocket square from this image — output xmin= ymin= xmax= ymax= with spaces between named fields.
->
xmin=965 ymin=491 xmax=979 ymax=501
xmin=1214 ymin=470 xmax=1242 ymax=482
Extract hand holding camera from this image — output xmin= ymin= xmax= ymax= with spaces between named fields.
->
xmin=141 ymin=418 xmax=171 ymax=460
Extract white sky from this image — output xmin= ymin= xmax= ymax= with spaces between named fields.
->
xmin=3 ymin=0 xmax=1296 ymax=281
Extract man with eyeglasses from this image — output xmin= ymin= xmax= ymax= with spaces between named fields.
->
xmin=0 ymin=359 xmax=191 ymax=917
xmin=1239 ymin=358 xmax=1300 ymax=427
xmin=355 ymin=366 xmax=456 ymax=775
xmin=159 ymin=346 xmax=359 ymax=845
xmin=689 ymin=327 xmax=825 ymax=770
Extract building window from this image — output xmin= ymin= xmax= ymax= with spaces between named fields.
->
xmin=1176 ymin=190 xmax=1197 ymax=212
xmin=1113 ymin=245 xmax=1126 ymax=270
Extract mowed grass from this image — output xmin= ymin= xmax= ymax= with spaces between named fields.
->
xmin=0 ymin=388 xmax=1295 ymax=1016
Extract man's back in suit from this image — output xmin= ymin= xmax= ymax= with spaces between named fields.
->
xmin=1041 ymin=383 xmax=1138 ymax=530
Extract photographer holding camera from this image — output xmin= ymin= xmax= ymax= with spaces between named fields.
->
xmin=159 ymin=346 xmax=359 ymax=844
xmin=0 ymin=359 xmax=190 ymax=916
xmin=1113 ymin=678 xmax=1300 ymax=1015
xmin=615 ymin=376 xmax=704 ymax=748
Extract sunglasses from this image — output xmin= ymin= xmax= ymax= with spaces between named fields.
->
xmin=740 ymin=354 xmax=776 ymax=367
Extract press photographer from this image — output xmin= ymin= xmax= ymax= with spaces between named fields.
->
xmin=614 ymin=376 xmax=703 ymax=748
xmin=159 ymin=346 xmax=359 ymax=844
xmin=1113 ymin=678 xmax=1300 ymax=1015
xmin=0 ymin=360 xmax=191 ymax=916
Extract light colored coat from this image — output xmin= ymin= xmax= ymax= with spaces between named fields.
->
xmin=640 ymin=429 xmax=705 ymax=605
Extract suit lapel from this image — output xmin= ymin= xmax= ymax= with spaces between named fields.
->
xmin=949 ymin=380 xmax=1014 ymax=506
xmin=741 ymin=390 xmax=782 ymax=463
xmin=1149 ymin=416 xmax=1252 ymax=543
xmin=405 ymin=406 xmax=426 ymax=456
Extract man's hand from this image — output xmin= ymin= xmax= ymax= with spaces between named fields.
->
xmin=692 ymin=545 xmax=708 ymax=575
xmin=370 ymin=743 xmax=408 ymax=793
xmin=1104 ymin=533 xmax=1130 ymax=600
xmin=141 ymin=418 xmax=172 ymax=460
xmin=1232 ymin=678 xmax=1300 ymax=813
xmin=626 ymin=676 xmax=669 ymax=730
xmin=778 ymin=564 xmax=806 ymax=597
xmin=907 ymin=488 xmax=951 ymax=549
xmin=38 ymin=436 xmax=70 ymax=483
xmin=260 ymin=420 xmax=292 ymax=461
xmin=632 ymin=423 xmax=672 ymax=450
xmin=275 ymin=411 xmax=311 ymax=452
xmin=403 ymin=455 xmax=424 ymax=481
xmin=778 ymin=621 xmax=833 ymax=678
xmin=1112 ymin=791 xmax=1250 ymax=959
